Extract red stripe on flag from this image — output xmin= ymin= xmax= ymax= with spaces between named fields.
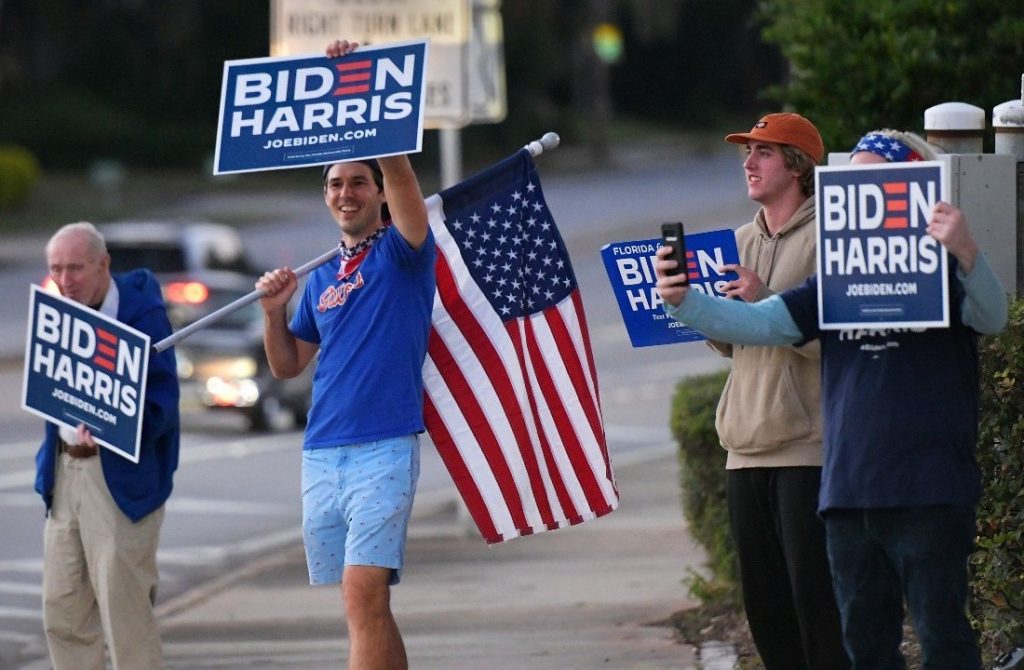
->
xmin=523 ymin=314 xmax=608 ymax=518
xmin=92 ymin=356 xmax=114 ymax=371
xmin=570 ymin=291 xmax=616 ymax=488
xmin=426 ymin=326 xmax=530 ymax=533
xmin=333 ymin=85 xmax=370 ymax=96
xmin=340 ymin=72 xmax=371 ymax=83
xmin=96 ymin=328 xmax=117 ymax=344
xmin=423 ymin=391 xmax=502 ymax=543
xmin=544 ymin=302 xmax=604 ymax=458
xmin=883 ymin=217 xmax=908 ymax=229
xmin=883 ymin=182 xmax=908 ymax=194
xmin=98 ymin=343 xmax=116 ymax=358
xmin=504 ymin=318 xmax=577 ymax=529
xmin=336 ymin=60 xmax=372 ymax=71
xmin=432 ymin=252 xmax=556 ymax=529
xmin=887 ymin=199 xmax=908 ymax=212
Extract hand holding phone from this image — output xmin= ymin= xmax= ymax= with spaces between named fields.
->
xmin=660 ymin=221 xmax=689 ymax=285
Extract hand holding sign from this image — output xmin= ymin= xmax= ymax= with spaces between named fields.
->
xmin=927 ymin=201 xmax=979 ymax=274
xmin=326 ymin=39 xmax=360 ymax=58
xmin=718 ymin=264 xmax=764 ymax=302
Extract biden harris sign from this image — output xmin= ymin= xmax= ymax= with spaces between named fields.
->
xmin=815 ymin=161 xmax=949 ymax=330
xmin=22 ymin=287 xmax=150 ymax=463
xmin=601 ymin=229 xmax=739 ymax=347
xmin=214 ymin=40 xmax=427 ymax=174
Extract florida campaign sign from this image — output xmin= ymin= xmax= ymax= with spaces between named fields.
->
xmin=816 ymin=161 xmax=949 ymax=329
xmin=214 ymin=39 xmax=427 ymax=174
xmin=22 ymin=287 xmax=150 ymax=463
xmin=601 ymin=229 xmax=739 ymax=347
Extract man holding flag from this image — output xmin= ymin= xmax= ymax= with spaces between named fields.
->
xmin=256 ymin=39 xmax=434 ymax=670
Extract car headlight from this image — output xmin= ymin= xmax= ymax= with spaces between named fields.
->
xmin=195 ymin=356 xmax=258 ymax=380
xmin=176 ymin=352 xmax=194 ymax=379
xmin=204 ymin=377 xmax=260 ymax=407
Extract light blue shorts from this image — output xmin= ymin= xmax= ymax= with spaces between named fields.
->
xmin=301 ymin=435 xmax=419 ymax=586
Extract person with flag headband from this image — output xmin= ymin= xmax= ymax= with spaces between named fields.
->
xmin=654 ymin=129 xmax=1007 ymax=668
xmin=256 ymin=38 xmax=434 ymax=670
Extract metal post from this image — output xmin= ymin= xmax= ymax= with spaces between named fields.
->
xmin=439 ymin=127 xmax=462 ymax=189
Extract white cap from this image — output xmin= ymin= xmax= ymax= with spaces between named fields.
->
xmin=993 ymin=99 xmax=1024 ymax=129
xmin=925 ymin=102 xmax=985 ymax=131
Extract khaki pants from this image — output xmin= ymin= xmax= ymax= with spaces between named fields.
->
xmin=43 ymin=451 xmax=164 ymax=670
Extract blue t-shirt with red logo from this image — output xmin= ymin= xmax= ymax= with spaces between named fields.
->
xmin=290 ymin=225 xmax=436 ymax=449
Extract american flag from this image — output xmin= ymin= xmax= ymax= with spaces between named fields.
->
xmin=423 ymin=148 xmax=618 ymax=544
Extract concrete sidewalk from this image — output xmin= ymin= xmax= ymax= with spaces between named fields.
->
xmin=156 ymin=446 xmax=706 ymax=669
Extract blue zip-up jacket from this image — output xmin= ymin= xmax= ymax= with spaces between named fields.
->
xmin=35 ymin=269 xmax=180 ymax=522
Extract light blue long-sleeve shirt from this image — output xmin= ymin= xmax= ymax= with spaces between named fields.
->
xmin=664 ymin=252 xmax=1007 ymax=343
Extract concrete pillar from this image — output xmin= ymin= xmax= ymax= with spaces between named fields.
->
xmin=993 ymin=75 xmax=1024 ymax=296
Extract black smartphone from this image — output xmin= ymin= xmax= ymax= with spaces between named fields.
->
xmin=660 ymin=221 xmax=689 ymax=285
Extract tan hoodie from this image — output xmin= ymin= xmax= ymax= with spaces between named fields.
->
xmin=709 ymin=196 xmax=823 ymax=469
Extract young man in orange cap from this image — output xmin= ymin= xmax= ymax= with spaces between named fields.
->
xmin=656 ymin=129 xmax=1007 ymax=668
xmin=708 ymin=113 xmax=849 ymax=669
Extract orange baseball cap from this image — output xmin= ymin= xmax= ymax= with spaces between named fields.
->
xmin=725 ymin=112 xmax=824 ymax=163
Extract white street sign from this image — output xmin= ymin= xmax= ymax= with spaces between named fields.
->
xmin=271 ymin=0 xmax=472 ymax=127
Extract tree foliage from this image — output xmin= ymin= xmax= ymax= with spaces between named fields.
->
xmin=756 ymin=0 xmax=1024 ymax=153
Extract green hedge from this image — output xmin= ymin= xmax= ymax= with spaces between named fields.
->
xmin=669 ymin=369 xmax=737 ymax=602
xmin=971 ymin=297 xmax=1024 ymax=652
xmin=0 ymin=145 xmax=40 ymax=210
xmin=671 ymin=300 xmax=1024 ymax=658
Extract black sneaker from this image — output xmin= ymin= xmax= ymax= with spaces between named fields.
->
xmin=993 ymin=646 xmax=1024 ymax=670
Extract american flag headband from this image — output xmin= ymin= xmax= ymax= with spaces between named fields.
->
xmin=851 ymin=134 xmax=923 ymax=162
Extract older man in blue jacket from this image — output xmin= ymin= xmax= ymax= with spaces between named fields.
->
xmin=35 ymin=221 xmax=179 ymax=670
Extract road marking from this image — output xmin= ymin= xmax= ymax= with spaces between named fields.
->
xmin=0 ymin=441 xmax=37 ymax=461
xmin=157 ymin=527 xmax=299 ymax=567
xmin=0 ymin=469 xmax=33 ymax=492
xmin=178 ymin=434 xmax=296 ymax=465
xmin=167 ymin=497 xmax=294 ymax=516
xmin=0 ymin=433 xmax=296 ymax=492
xmin=0 ymin=581 xmax=41 ymax=596
xmin=0 ymin=606 xmax=42 ymax=621
xmin=0 ymin=493 xmax=38 ymax=507
xmin=0 ymin=559 xmax=42 ymax=574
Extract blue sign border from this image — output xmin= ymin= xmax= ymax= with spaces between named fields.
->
xmin=214 ymin=39 xmax=428 ymax=174
xmin=601 ymin=229 xmax=739 ymax=347
xmin=815 ymin=161 xmax=950 ymax=330
xmin=22 ymin=286 xmax=150 ymax=463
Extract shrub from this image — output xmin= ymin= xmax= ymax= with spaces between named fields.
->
xmin=971 ymin=297 xmax=1024 ymax=656
xmin=669 ymin=369 xmax=738 ymax=601
xmin=0 ymin=145 xmax=40 ymax=210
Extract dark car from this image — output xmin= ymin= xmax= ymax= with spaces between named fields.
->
xmin=162 ymin=271 xmax=313 ymax=431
